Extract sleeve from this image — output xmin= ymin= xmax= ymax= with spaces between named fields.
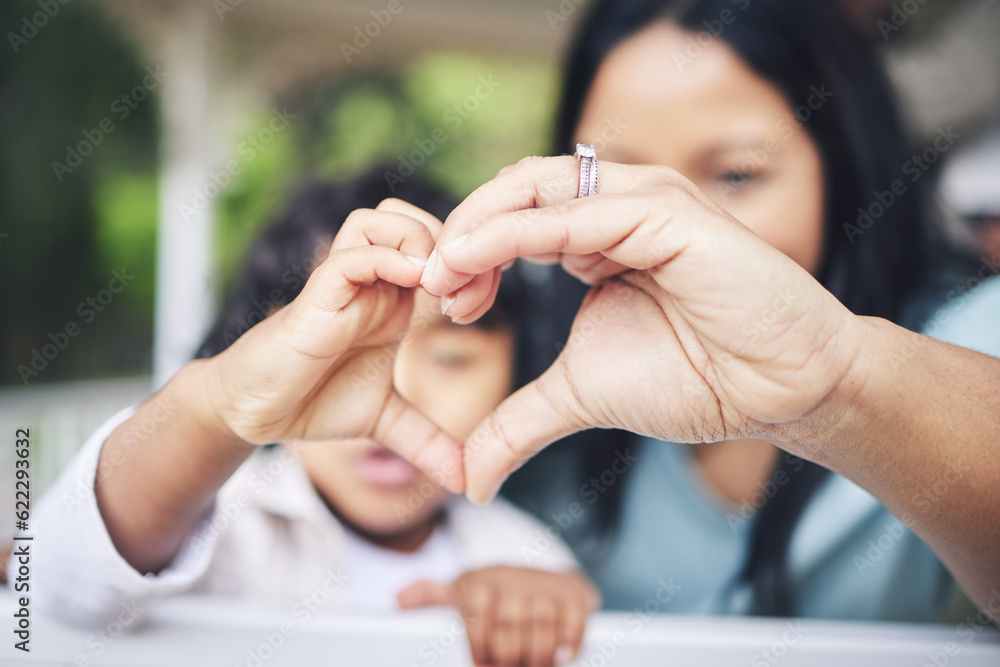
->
xmin=17 ymin=406 xmax=221 ymax=627
xmin=448 ymin=496 xmax=581 ymax=573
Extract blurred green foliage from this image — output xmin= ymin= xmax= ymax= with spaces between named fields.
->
xmin=310 ymin=53 xmax=556 ymax=196
xmin=1 ymin=0 xmax=556 ymax=387
xmin=92 ymin=172 xmax=158 ymax=322
xmin=1 ymin=0 xmax=158 ymax=385
xmin=214 ymin=51 xmax=557 ymax=301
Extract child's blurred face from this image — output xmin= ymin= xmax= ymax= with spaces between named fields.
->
xmin=295 ymin=290 xmax=515 ymax=546
xmin=575 ymin=22 xmax=826 ymax=275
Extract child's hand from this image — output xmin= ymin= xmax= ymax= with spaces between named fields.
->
xmin=203 ymin=200 xmax=464 ymax=492
xmin=398 ymin=567 xmax=601 ymax=667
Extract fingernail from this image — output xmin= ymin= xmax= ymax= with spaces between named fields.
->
xmin=555 ymin=644 xmax=573 ymax=664
xmin=469 ymin=482 xmax=500 ymax=506
xmin=405 ymin=254 xmax=426 ymax=267
xmin=441 ymin=293 xmax=457 ymax=316
xmin=420 ymin=248 xmax=438 ymax=285
xmin=441 ymin=233 xmax=469 ymax=254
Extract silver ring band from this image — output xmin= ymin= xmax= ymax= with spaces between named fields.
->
xmin=574 ymin=143 xmax=598 ymax=197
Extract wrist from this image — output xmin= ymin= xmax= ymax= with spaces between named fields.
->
xmin=762 ymin=312 xmax=878 ymax=470
xmin=180 ymin=358 xmax=254 ymax=453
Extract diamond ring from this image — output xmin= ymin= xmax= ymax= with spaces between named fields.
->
xmin=573 ymin=143 xmax=598 ymax=198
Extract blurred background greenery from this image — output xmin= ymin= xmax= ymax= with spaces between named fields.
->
xmin=0 ymin=0 xmax=557 ymax=387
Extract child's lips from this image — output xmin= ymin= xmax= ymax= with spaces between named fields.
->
xmin=356 ymin=445 xmax=419 ymax=488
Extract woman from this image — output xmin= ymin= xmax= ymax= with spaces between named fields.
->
xmin=418 ymin=0 xmax=1000 ymax=621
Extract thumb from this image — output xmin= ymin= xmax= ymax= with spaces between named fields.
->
xmin=464 ymin=360 xmax=590 ymax=504
xmin=397 ymin=580 xmax=456 ymax=609
xmin=372 ymin=390 xmax=466 ymax=494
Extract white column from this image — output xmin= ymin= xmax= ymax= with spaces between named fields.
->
xmin=153 ymin=3 xmax=215 ymax=388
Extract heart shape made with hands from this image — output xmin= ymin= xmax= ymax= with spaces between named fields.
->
xmin=214 ymin=157 xmax=856 ymax=506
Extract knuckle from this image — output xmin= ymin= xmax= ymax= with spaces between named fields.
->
xmin=533 ymin=612 xmax=556 ymax=630
xmin=517 ymin=155 xmax=548 ymax=196
xmin=494 ymin=611 xmax=519 ymax=631
xmin=377 ymin=197 xmax=404 ymax=209
xmin=494 ymin=605 xmax=522 ymax=631
xmin=342 ymin=207 xmax=373 ymax=228
xmin=516 ymin=154 xmax=546 ymax=169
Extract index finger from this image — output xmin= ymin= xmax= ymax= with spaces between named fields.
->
xmin=421 ymin=156 xmax=635 ymax=295
xmin=376 ymin=198 xmax=446 ymax=239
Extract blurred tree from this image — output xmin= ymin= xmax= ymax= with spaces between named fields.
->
xmin=0 ymin=0 xmax=159 ymax=386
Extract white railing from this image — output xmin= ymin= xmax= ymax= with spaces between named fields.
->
xmin=2 ymin=591 xmax=1000 ymax=666
xmin=0 ymin=376 xmax=153 ymax=542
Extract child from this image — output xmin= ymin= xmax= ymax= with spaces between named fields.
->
xmin=22 ymin=167 xmax=599 ymax=667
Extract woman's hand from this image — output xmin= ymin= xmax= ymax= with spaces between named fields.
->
xmin=420 ymin=157 xmax=863 ymax=502
xmin=205 ymin=199 xmax=464 ymax=492
xmin=398 ymin=567 xmax=601 ymax=667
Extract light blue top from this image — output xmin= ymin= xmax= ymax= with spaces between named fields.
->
xmin=587 ymin=440 xmax=953 ymax=619
xmin=506 ymin=272 xmax=1000 ymax=621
